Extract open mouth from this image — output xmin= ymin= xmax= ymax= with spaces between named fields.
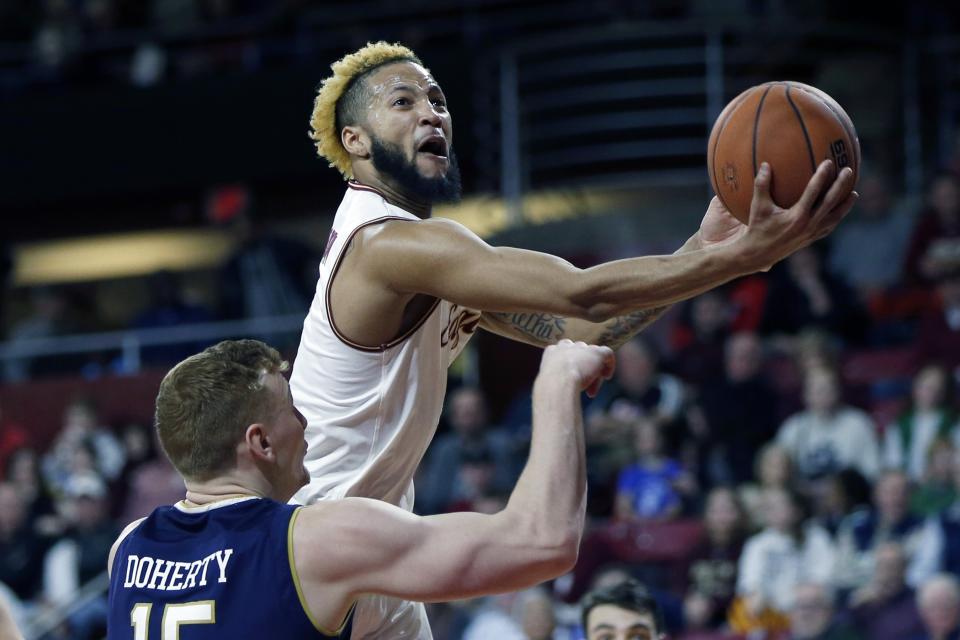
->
xmin=417 ymin=136 xmax=448 ymax=159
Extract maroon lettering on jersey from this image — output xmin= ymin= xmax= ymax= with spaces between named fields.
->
xmin=441 ymin=305 xmax=481 ymax=351
xmin=321 ymin=229 xmax=338 ymax=265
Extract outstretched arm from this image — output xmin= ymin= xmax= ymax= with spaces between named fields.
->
xmin=478 ymin=195 xmax=754 ymax=348
xmin=294 ymin=342 xmax=614 ymax=613
xmin=364 ymin=162 xmax=856 ymax=346
xmin=479 ymin=232 xmax=701 ymax=348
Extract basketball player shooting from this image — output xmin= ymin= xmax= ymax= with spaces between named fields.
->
xmin=106 ymin=339 xmax=614 ymax=639
xmin=292 ymin=42 xmax=857 ymax=638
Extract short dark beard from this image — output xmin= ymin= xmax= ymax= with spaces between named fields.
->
xmin=369 ymin=137 xmax=462 ymax=204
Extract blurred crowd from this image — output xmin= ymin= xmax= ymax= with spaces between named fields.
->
xmin=4 ymin=162 xmax=960 ymax=639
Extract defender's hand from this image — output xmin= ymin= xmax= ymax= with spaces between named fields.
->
xmin=539 ymin=340 xmax=615 ymax=398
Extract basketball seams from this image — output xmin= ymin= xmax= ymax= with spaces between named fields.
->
xmin=710 ymin=88 xmax=754 ymax=214
xmin=789 ymin=82 xmax=860 ymax=175
xmin=784 ymin=85 xmax=817 ymax=175
xmin=751 ymin=84 xmax=775 ymax=177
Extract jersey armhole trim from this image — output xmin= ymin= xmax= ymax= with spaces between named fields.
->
xmin=109 ymin=516 xmax=147 ymax=578
xmin=287 ymin=507 xmax=355 ymax=637
xmin=324 ymin=215 xmax=441 ymax=353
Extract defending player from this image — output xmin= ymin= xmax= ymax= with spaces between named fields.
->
xmin=106 ymin=338 xmax=614 ymax=639
xmin=293 ymin=42 xmax=857 ymax=637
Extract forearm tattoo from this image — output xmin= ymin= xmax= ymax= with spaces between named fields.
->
xmin=595 ymin=306 xmax=669 ymax=348
xmin=494 ymin=312 xmax=567 ymax=342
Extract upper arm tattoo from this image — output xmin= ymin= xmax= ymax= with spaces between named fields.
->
xmin=491 ymin=312 xmax=567 ymax=344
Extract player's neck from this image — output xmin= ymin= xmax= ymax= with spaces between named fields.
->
xmin=354 ymin=174 xmax=432 ymax=219
xmin=182 ymin=475 xmax=268 ymax=506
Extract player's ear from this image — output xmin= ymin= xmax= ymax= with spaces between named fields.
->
xmin=341 ymin=126 xmax=370 ymax=159
xmin=244 ymin=423 xmax=274 ymax=462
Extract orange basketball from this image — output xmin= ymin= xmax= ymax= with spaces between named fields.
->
xmin=707 ymin=81 xmax=860 ymax=224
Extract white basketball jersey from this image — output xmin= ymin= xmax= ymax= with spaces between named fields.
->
xmin=291 ymin=181 xmax=480 ymax=509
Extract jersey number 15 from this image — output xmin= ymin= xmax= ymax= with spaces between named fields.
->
xmin=130 ymin=601 xmax=215 ymax=639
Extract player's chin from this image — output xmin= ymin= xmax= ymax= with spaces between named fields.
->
xmin=415 ymin=153 xmax=449 ymax=176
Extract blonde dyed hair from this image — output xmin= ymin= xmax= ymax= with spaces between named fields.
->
xmin=309 ymin=41 xmax=424 ymax=179
xmin=155 ymin=339 xmax=289 ymax=480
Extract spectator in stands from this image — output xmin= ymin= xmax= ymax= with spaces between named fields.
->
xmin=682 ymin=486 xmax=747 ymax=631
xmin=129 ymin=270 xmax=214 ymax=366
xmin=828 ymin=170 xmax=915 ymax=299
xmin=760 ymin=244 xmax=867 ymax=345
xmin=587 ymin=336 xmax=685 ymax=432
xmin=911 ymin=438 xmax=958 ymax=517
xmin=2 ymin=286 xmax=74 ymax=381
xmin=916 ymin=268 xmax=960 ymax=369
xmin=849 ymin=542 xmax=925 ymax=640
xmin=739 ymin=442 xmax=796 ymax=529
xmin=418 ymin=386 xmax=517 ymax=514
xmin=0 ymin=482 xmax=51 ymax=605
xmin=786 ymin=582 xmax=861 ymax=640
xmin=580 ymin=578 xmax=666 ymax=640
xmin=904 ymin=173 xmax=960 ymax=286
xmin=42 ymin=396 xmax=125 ymax=493
xmin=731 ymin=488 xmax=834 ymax=636
xmin=912 ymin=574 xmax=960 ymax=640
xmin=5 ymin=447 xmax=56 ymax=533
xmin=519 ymin=589 xmax=558 ymax=640
xmin=815 ymin=469 xmax=872 ymax=538
xmin=614 ymin=418 xmax=696 ymax=522
xmin=776 ymin=366 xmax=880 ymax=483
xmin=689 ymin=331 xmax=779 ymax=485
xmin=921 ymin=453 xmax=960 ymax=578
xmin=117 ymin=428 xmax=183 ymax=523
xmin=44 ymin=472 xmax=117 ymax=639
xmin=884 ymin=364 xmax=959 ymax=482
xmin=833 ymin=470 xmax=936 ymax=593
xmin=213 ymin=187 xmax=319 ymax=322
xmin=668 ymin=290 xmax=733 ymax=388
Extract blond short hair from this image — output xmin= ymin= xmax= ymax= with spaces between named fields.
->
xmin=308 ymin=41 xmax=424 ymax=180
xmin=155 ymin=340 xmax=288 ymax=480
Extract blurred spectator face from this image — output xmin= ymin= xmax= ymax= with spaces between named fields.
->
xmin=930 ymin=175 xmax=960 ymax=222
xmin=449 ymin=388 xmax=487 ymax=437
xmin=857 ymin=173 xmax=892 ymax=219
xmin=521 ymin=592 xmax=556 ymax=640
xmin=691 ymin=291 xmax=729 ymax=338
xmin=0 ymin=483 xmax=25 ymax=537
xmin=62 ymin=473 xmax=108 ymax=529
xmin=763 ymin=488 xmax=798 ymax=533
xmin=704 ymin=487 xmax=742 ymax=543
xmin=71 ymin=443 xmax=98 ymax=475
xmin=873 ymin=543 xmax=908 ymax=600
xmin=63 ymin=400 xmax=97 ymax=433
xmin=122 ymin=423 xmax=152 ymax=463
xmin=585 ymin=604 xmax=659 ymax=640
xmin=789 ymin=583 xmax=834 ymax=639
xmin=913 ymin=365 xmax=948 ymax=411
xmin=918 ymin=576 xmax=960 ymax=637
xmin=724 ymin=332 xmax=762 ymax=382
xmin=616 ymin=339 xmax=656 ymax=394
xmin=633 ymin=419 xmax=662 ymax=459
xmin=803 ymin=367 xmax=839 ymax=414
xmin=757 ymin=444 xmax=791 ymax=488
xmin=927 ymin=440 xmax=956 ymax=484
xmin=7 ymin=448 xmax=39 ymax=488
xmin=875 ymin=471 xmax=910 ymax=524
xmin=459 ymin=460 xmax=494 ymax=499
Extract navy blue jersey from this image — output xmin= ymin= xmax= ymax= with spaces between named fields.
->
xmin=107 ymin=497 xmax=352 ymax=639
